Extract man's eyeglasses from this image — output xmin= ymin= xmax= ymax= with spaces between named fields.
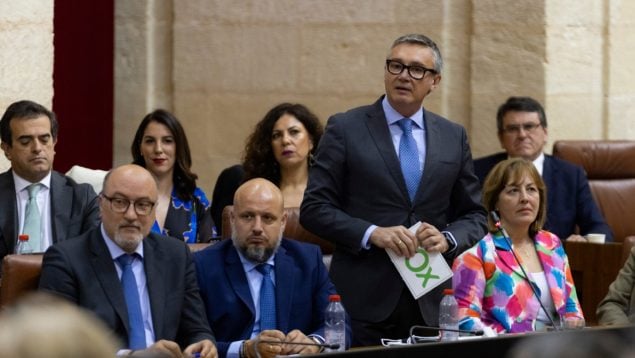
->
xmin=385 ymin=60 xmax=437 ymax=80
xmin=101 ymin=194 xmax=155 ymax=216
xmin=502 ymin=122 xmax=543 ymax=135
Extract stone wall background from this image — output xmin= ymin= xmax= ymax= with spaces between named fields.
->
xmin=3 ymin=1 xmax=634 ymax=196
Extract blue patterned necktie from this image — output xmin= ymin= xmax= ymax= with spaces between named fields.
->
xmin=398 ymin=118 xmax=422 ymax=201
xmin=256 ymin=263 xmax=276 ymax=331
xmin=116 ymin=254 xmax=146 ymax=349
xmin=22 ymin=184 xmax=42 ymax=252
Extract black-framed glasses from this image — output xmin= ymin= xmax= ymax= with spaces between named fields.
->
xmin=502 ymin=122 xmax=543 ymax=135
xmin=385 ymin=59 xmax=437 ymax=80
xmin=101 ymin=194 xmax=155 ymax=216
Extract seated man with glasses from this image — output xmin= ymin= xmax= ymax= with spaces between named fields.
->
xmin=39 ymin=164 xmax=218 ymax=358
xmin=473 ymin=96 xmax=612 ymax=242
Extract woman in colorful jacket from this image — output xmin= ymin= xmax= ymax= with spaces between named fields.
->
xmin=452 ymin=158 xmax=583 ymax=333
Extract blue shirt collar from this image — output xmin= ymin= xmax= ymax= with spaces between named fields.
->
xmin=382 ymin=96 xmax=424 ymax=129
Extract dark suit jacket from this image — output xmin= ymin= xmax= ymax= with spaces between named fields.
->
xmin=194 ymin=239 xmax=349 ymax=358
xmin=300 ymin=96 xmax=487 ymax=325
xmin=0 ymin=170 xmax=99 ymax=259
xmin=597 ymin=247 xmax=635 ymax=325
xmin=474 ymin=152 xmax=613 ymax=241
xmin=210 ymin=164 xmax=244 ymax=235
xmin=39 ymin=228 xmax=215 ymax=349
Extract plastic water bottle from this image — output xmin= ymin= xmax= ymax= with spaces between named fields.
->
xmin=439 ymin=288 xmax=459 ymax=341
xmin=16 ymin=234 xmax=33 ymax=254
xmin=324 ymin=294 xmax=346 ymax=352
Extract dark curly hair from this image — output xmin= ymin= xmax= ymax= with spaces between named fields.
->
xmin=242 ymin=103 xmax=323 ymax=185
xmin=131 ymin=109 xmax=198 ymax=201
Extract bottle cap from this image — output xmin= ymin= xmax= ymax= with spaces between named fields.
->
xmin=18 ymin=234 xmax=29 ymax=242
xmin=328 ymin=294 xmax=341 ymax=302
xmin=443 ymin=288 xmax=454 ymax=295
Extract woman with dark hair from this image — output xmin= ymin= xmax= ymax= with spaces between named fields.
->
xmin=211 ymin=103 xmax=323 ymax=231
xmin=132 ymin=109 xmax=214 ymax=243
xmin=452 ymin=158 xmax=583 ymax=333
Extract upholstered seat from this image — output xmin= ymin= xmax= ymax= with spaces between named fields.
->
xmin=65 ymin=165 xmax=108 ymax=193
xmin=553 ymin=140 xmax=635 ymax=324
xmin=0 ymin=254 xmax=44 ymax=307
xmin=553 ymin=140 xmax=635 ymax=244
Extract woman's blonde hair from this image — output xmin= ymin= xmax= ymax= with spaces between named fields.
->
xmin=0 ymin=293 xmax=118 ymax=358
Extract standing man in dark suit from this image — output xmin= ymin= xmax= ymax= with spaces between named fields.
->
xmin=39 ymin=164 xmax=217 ymax=358
xmin=0 ymin=100 xmax=99 ymax=258
xmin=473 ymin=96 xmax=612 ymax=242
xmin=300 ymin=34 xmax=487 ymax=346
xmin=196 ymin=178 xmax=350 ymax=358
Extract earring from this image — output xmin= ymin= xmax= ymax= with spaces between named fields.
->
xmin=309 ymin=153 xmax=316 ymax=166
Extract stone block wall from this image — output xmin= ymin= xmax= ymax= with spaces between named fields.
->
xmin=0 ymin=1 xmax=53 ymax=110
xmin=111 ymin=0 xmax=635 ymax=197
xmin=0 ymin=0 xmax=53 ymax=171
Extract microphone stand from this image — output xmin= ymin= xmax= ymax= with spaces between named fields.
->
xmin=490 ymin=211 xmax=560 ymax=331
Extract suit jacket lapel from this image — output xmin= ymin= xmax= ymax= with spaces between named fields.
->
xmin=144 ymin=235 xmax=167 ymax=338
xmin=88 ymin=229 xmax=130 ymax=333
xmin=534 ymin=233 xmax=566 ymax=312
xmin=50 ymin=172 xmax=72 ymax=243
xmin=417 ymin=110 xmax=439 ymax=201
xmin=274 ymin=245 xmax=295 ymax=332
xmin=365 ymin=99 xmax=411 ymax=203
xmin=492 ymin=234 xmax=527 ymax=279
xmin=542 ymin=156 xmax=557 ymax=213
xmin=0 ymin=171 xmax=18 ymax=254
xmin=226 ymin=247 xmax=256 ymax=337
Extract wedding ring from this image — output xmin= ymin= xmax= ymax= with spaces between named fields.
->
xmin=397 ymin=240 xmax=403 ymax=246
xmin=269 ymin=345 xmax=273 ymax=350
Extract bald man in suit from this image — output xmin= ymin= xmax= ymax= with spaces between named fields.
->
xmin=40 ymin=165 xmax=217 ymax=358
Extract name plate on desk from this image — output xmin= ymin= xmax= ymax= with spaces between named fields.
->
xmin=386 ymin=222 xmax=453 ymax=299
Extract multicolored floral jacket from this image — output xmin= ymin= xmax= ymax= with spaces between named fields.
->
xmin=452 ymin=230 xmax=583 ymax=333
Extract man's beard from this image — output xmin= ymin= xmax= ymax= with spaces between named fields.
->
xmin=232 ymin=226 xmax=283 ymax=264
xmin=114 ymin=232 xmax=143 ymax=253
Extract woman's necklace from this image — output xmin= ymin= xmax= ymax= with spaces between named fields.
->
xmin=514 ymin=242 xmax=535 ymax=259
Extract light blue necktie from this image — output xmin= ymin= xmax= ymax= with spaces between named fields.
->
xmin=398 ymin=118 xmax=422 ymax=201
xmin=256 ymin=263 xmax=276 ymax=331
xmin=117 ymin=254 xmax=146 ymax=349
xmin=22 ymin=184 xmax=42 ymax=252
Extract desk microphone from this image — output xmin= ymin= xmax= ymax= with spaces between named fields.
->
xmin=256 ymin=339 xmax=340 ymax=350
xmin=409 ymin=325 xmax=484 ymax=336
xmin=490 ymin=211 xmax=560 ymax=331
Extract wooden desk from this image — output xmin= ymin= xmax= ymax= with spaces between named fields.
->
xmin=564 ymin=241 xmax=624 ymax=325
xmin=309 ymin=326 xmax=635 ymax=358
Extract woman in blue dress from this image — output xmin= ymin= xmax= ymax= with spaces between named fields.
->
xmin=131 ymin=109 xmax=215 ymax=242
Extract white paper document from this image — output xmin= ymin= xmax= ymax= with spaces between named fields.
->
xmin=386 ymin=222 xmax=453 ymax=299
